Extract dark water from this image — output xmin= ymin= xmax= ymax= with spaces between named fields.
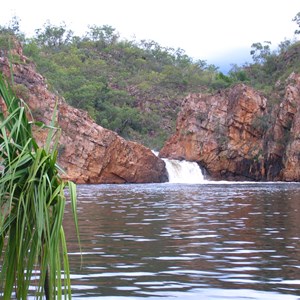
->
xmin=63 ymin=183 xmax=300 ymax=299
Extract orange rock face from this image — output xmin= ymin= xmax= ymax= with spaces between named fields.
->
xmin=0 ymin=44 xmax=167 ymax=184
xmin=54 ymin=103 xmax=168 ymax=183
xmin=278 ymin=73 xmax=300 ymax=181
xmin=160 ymin=80 xmax=300 ymax=181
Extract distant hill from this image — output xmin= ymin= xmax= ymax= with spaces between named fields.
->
xmin=1 ymin=20 xmax=299 ymax=149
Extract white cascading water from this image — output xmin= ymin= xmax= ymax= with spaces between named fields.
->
xmin=162 ymin=158 xmax=205 ymax=184
xmin=152 ymin=151 xmax=205 ymax=183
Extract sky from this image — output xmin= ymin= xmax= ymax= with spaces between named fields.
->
xmin=0 ymin=0 xmax=299 ymax=72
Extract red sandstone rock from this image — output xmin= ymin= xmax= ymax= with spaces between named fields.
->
xmin=0 ymin=43 xmax=167 ymax=184
xmin=160 ymin=80 xmax=300 ymax=181
xmin=279 ymin=73 xmax=300 ymax=181
xmin=3 ymin=40 xmax=300 ymax=182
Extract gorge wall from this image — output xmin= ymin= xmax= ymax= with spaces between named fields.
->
xmin=0 ymin=42 xmax=168 ymax=184
xmin=160 ymin=74 xmax=300 ymax=181
xmin=2 ymin=40 xmax=300 ymax=183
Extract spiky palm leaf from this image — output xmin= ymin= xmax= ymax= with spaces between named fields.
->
xmin=0 ymin=73 xmax=79 ymax=299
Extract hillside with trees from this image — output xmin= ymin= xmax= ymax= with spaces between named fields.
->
xmin=0 ymin=14 xmax=299 ymax=149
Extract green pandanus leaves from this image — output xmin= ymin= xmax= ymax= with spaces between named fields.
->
xmin=0 ymin=73 xmax=79 ymax=299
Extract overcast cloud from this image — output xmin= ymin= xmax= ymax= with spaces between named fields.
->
xmin=1 ymin=0 xmax=299 ymax=70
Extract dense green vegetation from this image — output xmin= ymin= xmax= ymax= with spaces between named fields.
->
xmin=23 ymin=22 xmax=224 ymax=149
xmin=0 ymin=14 xmax=299 ymax=149
xmin=0 ymin=18 xmax=234 ymax=149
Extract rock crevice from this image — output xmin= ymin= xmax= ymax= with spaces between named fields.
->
xmin=160 ymin=79 xmax=300 ymax=181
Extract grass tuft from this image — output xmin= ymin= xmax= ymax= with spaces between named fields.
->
xmin=0 ymin=72 xmax=79 ymax=299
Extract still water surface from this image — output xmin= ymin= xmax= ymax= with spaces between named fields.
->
xmin=64 ymin=183 xmax=300 ymax=299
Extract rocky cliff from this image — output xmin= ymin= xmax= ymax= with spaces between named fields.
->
xmin=0 ymin=41 xmax=168 ymax=184
xmin=160 ymin=75 xmax=300 ymax=181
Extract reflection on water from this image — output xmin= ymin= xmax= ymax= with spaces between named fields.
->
xmin=63 ymin=183 xmax=300 ymax=299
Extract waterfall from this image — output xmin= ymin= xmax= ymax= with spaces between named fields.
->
xmin=162 ymin=158 xmax=205 ymax=183
xmin=152 ymin=151 xmax=205 ymax=183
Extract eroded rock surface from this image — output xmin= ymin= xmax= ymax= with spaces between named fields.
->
xmin=0 ymin=42 xmax=167 ymax=184
xmin=160 ymin=78 xmax=300 ymax=181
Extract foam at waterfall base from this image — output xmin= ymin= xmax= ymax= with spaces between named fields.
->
xmin=152 ymin=151 xmax=205 ymax=184
xmin=163 ymin=158 xmax=205 ymax=184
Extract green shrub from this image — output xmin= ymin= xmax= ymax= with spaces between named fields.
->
xmin=0 ymin=73 xmax=79 ymax=299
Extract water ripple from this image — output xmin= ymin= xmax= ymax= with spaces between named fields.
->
xmin=63 ymin=183 xmax=300 ymax=299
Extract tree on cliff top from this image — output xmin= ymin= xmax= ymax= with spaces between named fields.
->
xmin=293 ymin=12 xmax=300 ymax=35
xmin=2 ymin=13 xmax=300 ymax=149
xmin=20 ymin=22 xmax=223 ymax=149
